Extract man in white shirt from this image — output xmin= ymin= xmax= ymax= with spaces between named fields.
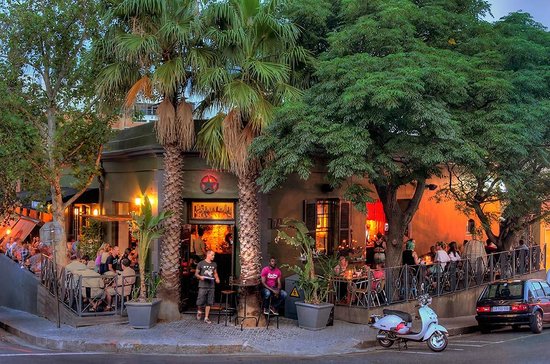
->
xmin=433 ymin=242 xmax=451 ymax=272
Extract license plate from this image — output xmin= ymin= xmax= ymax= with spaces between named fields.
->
xmin=492 ymin=306 xmax=510 ymax=312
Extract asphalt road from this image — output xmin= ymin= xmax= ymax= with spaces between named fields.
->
xmin=1 ymin=327 xmax=548 ymax=364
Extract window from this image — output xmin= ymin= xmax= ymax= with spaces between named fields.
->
xmin=540 ymin=281 xmax=550 ymax=296
xmin=113 ymin=201 xmax=130 ymax=215
xmin=304 ymin=199 xmax=350 ymax=255
xmin=482 ymin=282 xmax=523 ymax=300
xmin=531 ymin=282 xmax=546 ymax=298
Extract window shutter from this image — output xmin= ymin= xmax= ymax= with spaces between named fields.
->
xmin=303 ymin=200 xmax=316 ymax=235
xmin=339 ymin=201 xmax=351 ymax=247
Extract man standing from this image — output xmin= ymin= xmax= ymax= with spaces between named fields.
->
xmin=261 ymin=257 xmax=287 ymax=315
xmin=191 ymin=227 xmax=207 ymax=260
xmin=195 ymin=250 xmax=219 ymax=324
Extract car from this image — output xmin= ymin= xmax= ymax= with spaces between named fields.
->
xmin=475 ymin=279 xmax=550 ymax=334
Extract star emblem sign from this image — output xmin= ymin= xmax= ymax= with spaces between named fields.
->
xmin=200 ymin=175 xmax=219 ymax=194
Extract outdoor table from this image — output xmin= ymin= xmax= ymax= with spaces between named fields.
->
xmin=331 ymin=274 xmax=368 ymax=306
xmin=231 ymin=278 xmax=260 ymax=330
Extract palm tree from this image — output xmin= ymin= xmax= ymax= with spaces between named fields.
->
xmin=196 ymin=0 xmax=309 ymax=319
xmin=95 ymin=0 xmax=212 ymax=320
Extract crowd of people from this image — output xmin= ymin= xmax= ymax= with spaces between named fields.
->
xmin=0 ymin=236 xmax=50 ymax=273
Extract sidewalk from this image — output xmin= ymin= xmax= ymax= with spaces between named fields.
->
xmin=0 ymin=306 xmax=478 ymax=356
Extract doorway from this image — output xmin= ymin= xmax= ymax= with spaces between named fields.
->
xmin=180 ymin=200 xmax=237 ymax=311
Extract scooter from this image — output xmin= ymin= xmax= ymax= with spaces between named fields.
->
xmin=368 ymin=293 xmax=448 ymax=352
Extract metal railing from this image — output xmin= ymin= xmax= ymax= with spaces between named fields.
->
xmin=332 ymin=245 xmax=546 ymax=309
xmin=40 ymin=255 xmax=146 ymax=317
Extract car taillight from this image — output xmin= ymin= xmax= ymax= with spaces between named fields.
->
xmin=511 ymin=304 xmax=528 ymax=312
xmin=477 ymin=306 xmax=491 ymax=313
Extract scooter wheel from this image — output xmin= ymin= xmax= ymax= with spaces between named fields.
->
xmin=427 ymin=331 xmax=448 ymax=352
xmin=377 ymin=330 xmax=394 ymax=348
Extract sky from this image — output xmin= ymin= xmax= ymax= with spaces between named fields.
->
xmin=486 ymin=0 xmax=550 ymax=27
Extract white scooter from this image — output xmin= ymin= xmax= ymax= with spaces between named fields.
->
xmin=369 ymin=293 xmax=448 ymax=352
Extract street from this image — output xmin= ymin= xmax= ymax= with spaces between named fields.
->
xmin=1 ymin=327 xmax=548 ymax=364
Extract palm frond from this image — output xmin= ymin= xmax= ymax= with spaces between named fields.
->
xmin=152 ymin=57 xmax=185 ymax=96
xmin=125 ymin=75 xmax=152 ymax=108
xmin=117 ymin=33 xmax=162 ymax=61
xmin=197 ymin=113 xmax=231 ymax=170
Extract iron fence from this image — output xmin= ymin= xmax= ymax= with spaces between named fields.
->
xmin=40 ymin=255 xmax=154 ymax=317
xmin=332 ymin=245 xmax=546 ymax=309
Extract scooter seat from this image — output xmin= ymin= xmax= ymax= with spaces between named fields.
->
xmin=383 ymin=309 xmax=412 ymax=323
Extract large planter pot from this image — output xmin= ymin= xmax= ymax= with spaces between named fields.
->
xmin=295 ymin=302 xmax=334 ymax=330
xmin=125 ymin=298 xmax=162 ymax=329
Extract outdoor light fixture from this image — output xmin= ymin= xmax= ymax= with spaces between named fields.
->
xmin=73 ymin=207 xmax=79 ymax=215
xmin=134 ymin=197 xmax=142 ymax=206
xmin=6 ymin=229 xmax=11 ymax=235
xmin=92 ymin=209 xmax=99 ymax=216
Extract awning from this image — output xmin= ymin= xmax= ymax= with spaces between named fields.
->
xmin=6 ymin=217 xmax=39 ymax=242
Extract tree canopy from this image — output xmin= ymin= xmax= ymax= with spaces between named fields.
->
xmin=440 ymin=12 xmax=550 ymax=250
xmin=0 ymin=0 xmax=112 ymax=260
xmin=253 ymin=0 xmax=549 ymax=265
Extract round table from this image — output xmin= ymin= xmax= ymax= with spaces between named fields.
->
xmin=231 ymin=278 xmax=260 ymax=330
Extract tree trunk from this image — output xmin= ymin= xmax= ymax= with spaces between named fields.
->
xmin=376 ymin=180 xmax=425 ymax=267
xmin=237 ymin=164 xmax=262 ymax=327
xmin=158 ymin=143 xmax=184 ymax=321
xmin=51 ymin=177 xmax=68 ymax=266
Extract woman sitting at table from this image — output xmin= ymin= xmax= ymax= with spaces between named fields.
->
xmin=333 ymin=256 xmax=350 ymax=303
xmin=334 ymin=256 xmax=349 ymax=276
xmin=402 ymin=239 xmax=421 ymax=266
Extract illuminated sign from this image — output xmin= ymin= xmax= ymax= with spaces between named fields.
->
xmin=200 ymin=175 xmax=219 ymax=194
xmin=191 ymin=202 xmax=235 ymax=220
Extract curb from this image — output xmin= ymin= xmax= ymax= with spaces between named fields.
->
xmin=0 ymin=321 xmax=257 ymax=354
xmin=1 ymin=318 xmax=479 ymax=355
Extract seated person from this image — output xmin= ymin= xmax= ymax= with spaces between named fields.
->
xmin=371 ymin=262 xmax=385 ymax=291
xmin=431 ymin=242 xmax=451 ymax=273
xmin=334 ymin=256 xmax=349 ymax=276
xmin=65 ymin=255 xmax=87 ymax=273
xmin=105 ymin=258 xmax=136 ymax=310
xmin=334 ymin=256 xmax=350 ymax=302
xmin=261 ymin=257 xmax=287 ymax=315
xmin=77 ymin=263 xmax=105 ymax=311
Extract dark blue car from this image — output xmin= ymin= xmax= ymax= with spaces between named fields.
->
xmin=475 ymin=279 xmax=550 ymax=334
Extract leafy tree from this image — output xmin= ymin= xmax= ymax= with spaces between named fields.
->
xmin=439 ymin=12 xmax=550 ymax=250
xmin=0 ymin=0 xmax=112 ymax=264
xmin=254 ymin=0 xmax=493 ymax=267
xmin=95 ymin=0 xmax=210 ymax=320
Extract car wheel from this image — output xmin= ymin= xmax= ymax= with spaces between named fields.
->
xmin=377 ymin=330 xmax=395 ymax=348
xmin=530 ymin=311 xmax=543 ymax=334
xmin=512 ymin=324 xmax=522 ymax=331
xmin=427 ymin=331 xmax=448 ymax=352
xmin=479 ymin=325 xmax=491 ymax=334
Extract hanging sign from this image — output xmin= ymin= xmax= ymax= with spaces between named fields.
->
xmin=200 ymin=175 xmax=219 ymax=194
xmin=191 ymin=202 xmax=235 ymax=220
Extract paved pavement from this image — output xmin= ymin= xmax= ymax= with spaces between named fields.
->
xmin=0 ymin=306 xmax=478 ymax=356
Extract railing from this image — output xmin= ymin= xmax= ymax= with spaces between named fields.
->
xmin=332 ymin=245 xmax=546 ymax=309
xmin=39 ymin=255 xmax=152 ymax=317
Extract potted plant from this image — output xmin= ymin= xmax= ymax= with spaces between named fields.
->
xmin=276 ymin=218 xmax=336 ymax=330
xmin=125 ymin=196 xmax=170 ymax=329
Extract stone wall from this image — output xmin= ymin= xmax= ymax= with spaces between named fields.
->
xmin=0 ymin=254 xmax=39 ymax=315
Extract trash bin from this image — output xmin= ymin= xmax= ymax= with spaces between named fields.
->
xmin=284 ymin=274 xmax=303 ymax=320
